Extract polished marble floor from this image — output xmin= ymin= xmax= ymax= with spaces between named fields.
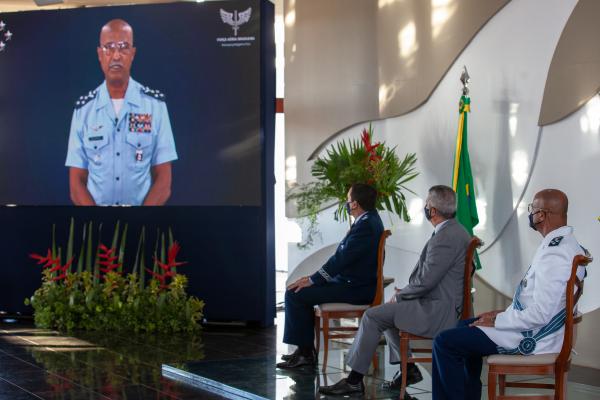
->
xmin=1 ymin=314 xmax=599 ymax=400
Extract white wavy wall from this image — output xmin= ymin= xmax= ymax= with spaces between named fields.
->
xmin=287 ymin=0 xmax=600 ymax=366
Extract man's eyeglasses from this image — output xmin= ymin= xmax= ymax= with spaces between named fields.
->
xmin=100 ymin=41 xmax=132 ymax=55
xmin=527 ymin=203 xmax=551 ymax=214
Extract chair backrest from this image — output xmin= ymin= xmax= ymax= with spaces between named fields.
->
xmin=556 ymin=253 xmax=592 ymax=368
xmin=461 ymin=236 xmax=483 ymax=320
xmin=370 ymin=230 xmax=392 ymax=307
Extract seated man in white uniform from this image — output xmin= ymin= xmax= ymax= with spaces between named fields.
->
xmin=431 ymin=188 xmax=588 ymax=400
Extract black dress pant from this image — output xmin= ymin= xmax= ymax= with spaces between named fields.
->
xmin=283 ymin=282 xmax=374 ymax=348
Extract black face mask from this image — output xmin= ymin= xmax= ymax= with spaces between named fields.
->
xmin=346 ymin=201 xmax=353 ymax=215
xmin=528 ymin=212 xmax=538 ymax=231
xmin=424 ymin=207 xmax=432 ymax=221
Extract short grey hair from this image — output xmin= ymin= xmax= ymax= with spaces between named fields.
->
xmin=427 ymin=185 xmax=456 ymax=219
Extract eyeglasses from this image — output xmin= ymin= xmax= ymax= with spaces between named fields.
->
xmin=100 ymin=41 xmax=132 ymax=55
xmin=527 ymin=203 xmax=550 ymax=214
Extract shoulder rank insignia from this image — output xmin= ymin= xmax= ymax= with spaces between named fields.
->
xmin=74 ymin=89 xmax=98 ymax=109
xmin=548 ymin=236 xmax=564 ymax=247
xmin=141 ymin=86 xmax=166 ymax=101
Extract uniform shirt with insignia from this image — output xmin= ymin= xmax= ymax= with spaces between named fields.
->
xmin=65 ymin=78 xmax=178 ymax=206
xmin=478 ymin=225 xmax=587 ymax=355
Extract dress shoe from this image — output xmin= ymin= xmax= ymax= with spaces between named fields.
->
xmin=318 ymin=378 xmax=365 ymax=395
xmin=382 ymin=363 xmax=423 ymax=389
xmin=281 ymin=348 xmax=316 ymax=361
xmin=276 ymin=353 xmax=316 ymax=369
xmin=280 ymin=348 xmax=300 ymax=361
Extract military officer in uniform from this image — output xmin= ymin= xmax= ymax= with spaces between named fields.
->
xmin=277 ymin=183 xmax=384 ymax=369
xmin=431 ymin=189 xmax=588 ymax=400
xmin=66 ymin=19 xmax=177 ymax=206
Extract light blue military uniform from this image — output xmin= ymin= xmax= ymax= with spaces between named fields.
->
xmin=65 ymin=77 xmax=178 ymax=206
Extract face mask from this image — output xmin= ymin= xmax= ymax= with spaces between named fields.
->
xmin=346 ymin=201 xmax=353 ymax=215
xmin=528 ymin=212 xmax=538 ymax=231
xmin=424 ymin=207 xmax=432 ymax=221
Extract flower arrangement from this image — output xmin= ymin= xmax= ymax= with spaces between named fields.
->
xmin=25 ymin=219 xmax=204 ymax=333
xmin=288 ymin=125 xmax=418 ymax=248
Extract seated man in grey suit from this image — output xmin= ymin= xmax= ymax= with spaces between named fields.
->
xmin=319 ymin=185 xmax=471 ymax=396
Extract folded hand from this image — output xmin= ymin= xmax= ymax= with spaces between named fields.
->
xmin=287 ymin=276 xmax=313 ymax=293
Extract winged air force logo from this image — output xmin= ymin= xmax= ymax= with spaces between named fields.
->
xmin=220 ymin=8 xmax=252 ymax=37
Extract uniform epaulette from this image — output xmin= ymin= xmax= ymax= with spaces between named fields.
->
xmin=548 ymin=236 xmax=564 ymax=247
xmin=74 ymin=89 xmax=98 ymax=109
xmin=141 ymin=86 xmax=166 ymax=101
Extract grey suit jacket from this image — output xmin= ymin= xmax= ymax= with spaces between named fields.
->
xmin=394 ymin=218 xmax=471 ymax=337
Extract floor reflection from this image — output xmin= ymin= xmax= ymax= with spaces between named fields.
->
xmin=1 ymin=313 xmax=599 ymax=400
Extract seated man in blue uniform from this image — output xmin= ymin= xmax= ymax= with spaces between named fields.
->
xmin=431 ymin=189 xmax=588 ymax=400
xmin=277 ymin=183 xmax=384 ymax=369
xmin=65 ymin=19 xmax=178 ymax=206
xmin=319 ymin=185 xmax=472 ymax=397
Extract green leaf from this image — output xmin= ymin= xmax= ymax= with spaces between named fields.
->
xmin=118 ymin=223 xmax=128 ymax=274
xmin=153 ymin=229 xmax=160 ymax=276
xmin=93 ymin=223 xmax=103 ymax=285
xmin=66 ymin=217 xmax=75 ymax=272
xmin=51 ymin=224 xmax=56 ymax=259
xmin=161 ymin=233 xmax=166 ymax=264
xmin=139 ymin=227 xmax=146 ymax=290
xmin=77 ymin=222 xmax=87 ymax=274
xmin=85 ymin=222 xmax=93 ymax=273
xmin=111 ymin=220 xmax=121 ymax=253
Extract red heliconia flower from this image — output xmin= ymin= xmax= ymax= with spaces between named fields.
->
xmin=361 ymin=128 xmax=381 ymax=154
xmin=30 ymin=250 xmax=74 ymax=282
xmin=147 ymin=241 xmax=187 ymax=289
xmin=29 ymin=249 xmax=61 ymax=269
xmin=49 ymin=257 xmax=74 ymax=274
xmin=97 ymin=243 xmax=122 ymax=277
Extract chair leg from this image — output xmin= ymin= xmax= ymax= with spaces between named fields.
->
xmin=554 ymin=369 xmax=568 ymax=400
xmin=488 ymin=372 xmax=497 ymax=400
xmin=314 ymin=314 xmax=320 ymax=355
xmin=322 ymin=316 xmax=330 ymax=372
xmin=371 ymin=352 xmax=379 ymax=373
xmin=399 ymin=336 xmax=409 ymax=399
xmin=499 ymin=374 xmax=506 ymax=396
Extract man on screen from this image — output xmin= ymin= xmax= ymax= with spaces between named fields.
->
xmin=65 ymin=19 xmax=177 ymax=206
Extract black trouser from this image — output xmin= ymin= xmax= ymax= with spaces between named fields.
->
xmin=283 ymin=282 xmax=374 ymax=347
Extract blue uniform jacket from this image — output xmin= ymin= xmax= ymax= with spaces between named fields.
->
xmin=65 ymin=78 xmax=178 ymax=206
xmin=310 ymin=210 xmax=384 ymax=287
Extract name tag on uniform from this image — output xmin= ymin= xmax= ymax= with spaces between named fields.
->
xmin=135 ymin=149 xmax=143 ymax=162
xmin=89 ymin=136 xmax=104 ymax=141
xmin=128 ymin=113 xmax=152 ymax=133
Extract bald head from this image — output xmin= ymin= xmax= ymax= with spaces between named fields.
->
xmin=100 ymin=19 xmax=134 ymax=45
xmin=529 ymin=189 xmax=568 ymax=236
xmin=97 ymin=19 xmax=136 ymax=93
xmin=534 ymin=189 xmax=568 ymax=216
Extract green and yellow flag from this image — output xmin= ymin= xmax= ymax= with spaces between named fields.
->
xmin=452 ymin=95 xmax=481 ymax=269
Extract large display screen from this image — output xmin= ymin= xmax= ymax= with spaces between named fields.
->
xmin=0 ymin=1 xmax=262 ymax=206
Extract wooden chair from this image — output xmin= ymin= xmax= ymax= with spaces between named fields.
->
xmin=398 ymin=236 xmax=483 ymax=399
xmin=314 ymin=230 xmax=391 ymax=372
xmin=486 ymin=253 xmax=592 ymax=400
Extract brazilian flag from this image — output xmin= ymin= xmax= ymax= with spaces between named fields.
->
xmin=452 ymin=95 xmax=481 ymax=269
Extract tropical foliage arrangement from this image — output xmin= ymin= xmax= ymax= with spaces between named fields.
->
xmin=25 ymin=219 xmax=204 ymax=333
xmin=288 ymin=125 xmax=418 ymax=248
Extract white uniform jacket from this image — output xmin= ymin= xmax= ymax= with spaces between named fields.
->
xmin=478 ymin=226 xmax=587 ymax=355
